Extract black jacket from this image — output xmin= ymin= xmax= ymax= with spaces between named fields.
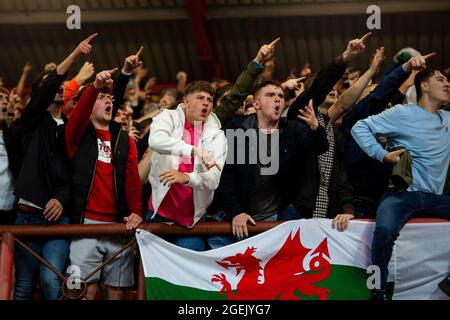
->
xmin=287 ymin=56 xmax=347 ymax=119
xmin=69 ymin=71 xmax=134 ymax=223
xmin=217 ymin=114 xmax=328 ymax=219
xmin=287 ymin=57 xmax=349 ymax=216
xmin=13 ymin=71 xmax=71 ymax=210
xmin=70 ymin=121 xmax=130 ymax=224
xmin=327 ymin=127 xmax=354 ymax=217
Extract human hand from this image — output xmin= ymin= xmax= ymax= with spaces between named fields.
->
xmin=72 ymin=33 xmax=98 ymax=58
xmin=193 ymin=147 xmax=221 ymax=171
xmin=22 ymin=62 xmax=32 ymax=74
xmin=342 ymin=32 xmax=372 ymax=63
xmin=43 ymin=198 xmax=63 ymax=222
xmin=402 ymin=53 xmax=436 ymax=72
xmin=383 ymin=149 xmax=405 ymax=164
xmin=159 ymin=170 xmax=190 ymax=186
xmin=232 ymin=213 xmax=256 ymax=238
xmin=123 ymin=46 xmax=144 ymax=73
xmin=298 ymin=99 xmax=319 ymax=131
xmin=282 ymin=77 xmax=306 ymax=91
xmin=255 ymin=37 xmax=281 ymax=65
xmin=176 ymin=71 xmax=187 ymax=83
xmin=129 ymin=126 xmax=140 ymax=142
xmin=93 ymin=68 xmax=118 ymax=89
xmin=369 ymin=47 xmax=385 ymax=72
xmin=123 ymin=213 xmax=143 ymax=230
xmin=332 ymin=214 xmax=354 ymax=232
xmin=75 ymin=62 xmax=95 ymax=84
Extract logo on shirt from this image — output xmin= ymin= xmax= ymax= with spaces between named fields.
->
xmin=97 ymin=139 xmax=112 ymax=163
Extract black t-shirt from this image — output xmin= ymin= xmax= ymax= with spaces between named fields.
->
xmin=247 ymin=129 xmax=283 ymax=220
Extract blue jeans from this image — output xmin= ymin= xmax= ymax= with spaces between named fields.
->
xmin=14 ymin=212 xmax=70 ymax=300
xmin=146 ymin=210 xmax=206 ymax=251
xmin=373 ymin=190 xmax=450 ymax=291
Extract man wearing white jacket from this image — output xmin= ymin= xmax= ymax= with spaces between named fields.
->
xmin=147 ymin=81 xmax=227 ymax=250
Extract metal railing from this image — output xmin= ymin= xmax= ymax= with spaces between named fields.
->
xmin=0 ymin=221 xmax=282 ymax=300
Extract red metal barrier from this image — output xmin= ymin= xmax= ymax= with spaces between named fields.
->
xmin=0 ymin=232 xmax=14 ymax=300
xmin=0 ymin=221 xmax=281 ymax=300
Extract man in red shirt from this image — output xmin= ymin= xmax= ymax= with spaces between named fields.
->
xmin=65 ymin=49 xmax=143 ymax=300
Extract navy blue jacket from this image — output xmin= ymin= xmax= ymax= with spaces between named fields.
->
xmin=217 ymin=114 xmax=328 ymax=219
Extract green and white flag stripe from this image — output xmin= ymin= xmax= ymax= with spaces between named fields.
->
xmin=136 ymin=219 xmax=450 ymax=300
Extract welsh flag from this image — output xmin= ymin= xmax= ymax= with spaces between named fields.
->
xmin=136 ymin=219 xmax=450 ymax=300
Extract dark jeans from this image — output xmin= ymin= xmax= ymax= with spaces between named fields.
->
xmin=353 ymin=197 xmax=379 ymax=219
xmin=373 ymin=189 xmax=450 ymax=291
xmin=0 ymin=209 xmax=17 ymax=225
xmin=13 ymin=212 xmax=70 ymax=300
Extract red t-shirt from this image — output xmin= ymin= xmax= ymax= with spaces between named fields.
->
xmin=150 ymin=118 xmax=203 ymax=227
xmin=85 ymin=129 xmax=118 ymax=222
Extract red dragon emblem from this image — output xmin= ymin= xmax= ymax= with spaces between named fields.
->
xmin=211 ymin=229 xmax=331 ymax=300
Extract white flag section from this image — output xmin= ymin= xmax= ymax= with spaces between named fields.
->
xmin=389 ymin=221 xmax=450 ymax=299
xmin=136 ymin=219 xmax=450 ymax=300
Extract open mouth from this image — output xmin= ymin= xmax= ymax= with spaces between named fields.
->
xmin=1 ymin=107 xmax=7 ymax=113
xmin=274 ymin=105 xmax=281 ymax=114
xmin=105 ymin=106 xmax=112 ymax=113
xmin=201 ymin=108 xmax=208 ymax=116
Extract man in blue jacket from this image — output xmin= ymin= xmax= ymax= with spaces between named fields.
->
xmin=351 ymin=54 xmax=450 ymax=299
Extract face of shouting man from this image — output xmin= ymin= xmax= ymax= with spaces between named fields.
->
xmin=91 ymin=92 xmax=114 ymax=126
xmin=0 ymin=90 xmax=9 ymax=123
xmin=184 ymin=91 xmax=213 ymax=124
xmin=253 ymin=83 xmax=285 ymax=127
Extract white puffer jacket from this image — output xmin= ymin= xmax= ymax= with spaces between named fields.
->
xmin=148 ymin=104 xmax=227 ymax=228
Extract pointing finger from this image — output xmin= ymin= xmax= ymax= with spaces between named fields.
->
xmin=136 ymin=46 xmax=144 ymax=57
xmin=423 ymin=53 xmax=436 ymax=60
xmin=85 ymin=33 xmax=98 ymax=43
xmin=269 ymin=37 xmax=281 ymax=47
xmin=107 ymin=67 xmax=119 ymax=75
xmin=360 ymin=32 xmax=372 ymax=42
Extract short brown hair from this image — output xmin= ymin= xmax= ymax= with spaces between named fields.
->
xmin=184 ymin=81 xmax=214 ymax=98
xmin=75 ymin=82 xmax=113 ymax=102
xmin=0 ymin=86 xmax=9 ymax=96
xmin=414 ymin=68 xmax=443 ymax=100
xmin=252 ymin=80 xmax=282 ymax=97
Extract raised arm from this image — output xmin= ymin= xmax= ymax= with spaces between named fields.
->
xmin=65 ymin=68 xmax=118 ymax=159
xmin=112 ymin=46 xmax=144 ymax=119
xmin=16 ymin=62 xmax=32 ymax=98
xmin=22 ymin=34 xmax=97 ymax=128
xmin=176 ymin=71 xmax=188 ymax=95
xmin=57 ymin=33 xmax=97 ymax=76
xmin=288 ymin=32 xmax=372 ymax=119
xmin=213 ymin=38 xmax=280 ymax=125
xmin=328 ymin=47 xmax=385 ymax=123
xmin=342 ymin=52 xmax=435 ymax=136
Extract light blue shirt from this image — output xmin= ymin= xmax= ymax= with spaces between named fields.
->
xmin=351 ymin=104 xmax=450 ymax=195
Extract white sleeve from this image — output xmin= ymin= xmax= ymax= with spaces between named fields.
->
xmin=148 ymin=111 xmax=193 ymax=157
xmin=186 ymin=131 xmax=228 ymax=191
